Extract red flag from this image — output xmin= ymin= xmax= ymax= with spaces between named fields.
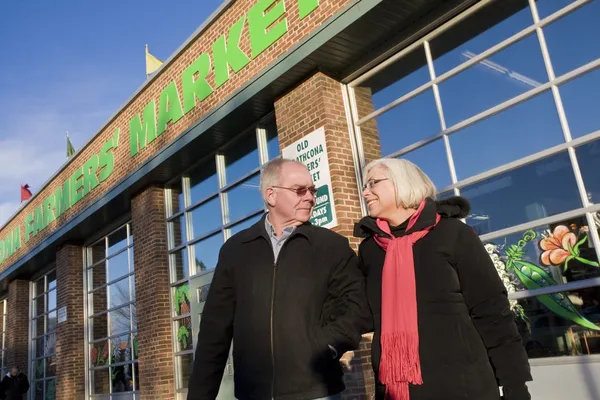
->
xmin=20 ymin=184 xmax=32 ymax=202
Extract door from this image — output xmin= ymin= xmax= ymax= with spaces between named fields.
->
xmin=190 ymin=272 xmax=235 ymax=399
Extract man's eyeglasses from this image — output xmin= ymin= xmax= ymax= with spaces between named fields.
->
xmin=272 ymin=186 xmax=318 ymax=197
xmin=362 ymin=178 xmax=388 ymax=191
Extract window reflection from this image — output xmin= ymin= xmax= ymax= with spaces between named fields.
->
xmin=108 ymin=227 xmax=127 ymax=257
xmin=86 ymin=223 xmax=136 ymax=397
xmin=109 ymin=306 xmax=132 ymax=336
xmin=31 ymin=269 xmax=58 ymax=399
xmin=189 ymin=197 xmax=222 ymax=239
xmin=171 ymin=248 xmax=189 ymax=283
xmin=576 ymin=139 xmax=600 ymax=204
xmin=430 ymin=0 xmax=532 ymax=76
xmin=224 ymin=132 xmax=260 ymax=185
xmin=440 ymin=34 xmax=547 ymax=127
xmin=176 ymin=353 xmax=194 ymax=389
xmin=560 ymin=68 xmax=600 ymax=139
xmin=484 ymin=215 xmax=600 ymax=290
xmin=192 ymin=234 xmax=223 ymax=274
xmin=400 ymin=139 xmax=451 ymax=189
xmin=462 ymin=152 xmax=582 ymax=234
xmin=167 ymin=180 xmax=184 ymax=215
xmin=516 ymin=287 xmax=600 ymax=358
xmin=109 ymin=278 xmax=131 ymax=309
xmin=535 ymin=0 xmax=577 ymax=19
xmin=189 ymin=161 xmax=218 ymax=206
xmin=226 ymin=175 xmax=263 ymax=224
xmin=169 ymin=215 xmax=187 ymax=248
xmin=265 ymin=118 xmax=280 ymax=160
xmin=376 ymin=89 xmax=440 ymax=155
xmin=107 ymin=251 xmax=130 ymax=283
xmin=370 ymin=47 xmax=430 ymax=110
xmin=47 ymin=289 xmax=56 ymax=312
xmin=451 ymin=91 xmax=564 ymax=180
xmin=48 ymin=271 xmax=56 ymax=290
xmin=436 ymin=191 xmax=455 ymax=201
xmin=543 ymin=1 xmax=600 ymax=76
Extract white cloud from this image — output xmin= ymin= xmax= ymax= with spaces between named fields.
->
xmin=0 ymin=67 xmax=132 ymax=228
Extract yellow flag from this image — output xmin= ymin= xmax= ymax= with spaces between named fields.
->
xmin=145 ymin=44 xmax=163 ymax=77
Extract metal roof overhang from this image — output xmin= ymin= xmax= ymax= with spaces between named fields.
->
xmin=2 ymin=0 xmax=488 ymax=284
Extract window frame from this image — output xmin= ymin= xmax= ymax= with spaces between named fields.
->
xmin=83 ymin=222 xmax=138 ymax=400
xmin=347 ymin=0 xmax=600 ymax=365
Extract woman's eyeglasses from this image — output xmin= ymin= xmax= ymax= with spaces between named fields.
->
xmin=362 ymin=178 xmax=388 ymax=191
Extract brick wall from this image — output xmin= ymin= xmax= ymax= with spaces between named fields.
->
xmin=274 ymin=72 xmax=377 ymax=399
xmin=0 ymin=0 xmax=353 ymax=273
xmin=55 ymin=244 xmax=85 ymax=399
xmin=131 ymin=186 xmax=175 ymax=400
xmin=5 ymin=279 xmax=29 ymax=372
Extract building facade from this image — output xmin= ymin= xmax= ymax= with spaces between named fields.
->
xmin=1 ymin=0 xmax=599 ymax=399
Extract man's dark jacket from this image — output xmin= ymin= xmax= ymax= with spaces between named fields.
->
xmin=187 ymin=216 xmax=371 ymax=400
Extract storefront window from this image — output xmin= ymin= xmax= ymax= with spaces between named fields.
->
xmin=350 ymin=0 xmax=600 ymax=361
xmin=560 ymin=68 xmax=600 ymax=139
xmin=85 ymin=224 xmax=137 ymax=398
xmin=31 ymin=270 xmax=57 ymax=400
xmin=166 ymin=114 xmax=274 ymax=397
xmin=1 ymin=299 xmax=6 ymax=378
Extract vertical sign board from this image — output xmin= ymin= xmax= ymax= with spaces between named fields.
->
xmin=282 ymin=127 xmax=338 ymax=229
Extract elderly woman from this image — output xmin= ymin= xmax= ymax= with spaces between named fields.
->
xmin=354 ymin=158 xmax=532 ymax=400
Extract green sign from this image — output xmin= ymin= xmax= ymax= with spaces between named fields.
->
xmin=0 ymin=0 xmax=322 ymax=268
xmin=0 ymin=130 xmax=119 ymax=267
xmin=129 ymin=0 xmax=321 ymax=157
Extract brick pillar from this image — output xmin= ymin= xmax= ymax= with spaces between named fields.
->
xmin=56 ymin=244 xmax=85 ymax=399
xmin=132 ymin=186 xmax=175 ymax=400
xmin=5 ymin=279 xmax=29 ymax=372
xmin=274 ymin=72 xmax=379 ymax=399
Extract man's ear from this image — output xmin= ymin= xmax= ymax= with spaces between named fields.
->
xmin=265 ymin=188 xmax=276 ymax=207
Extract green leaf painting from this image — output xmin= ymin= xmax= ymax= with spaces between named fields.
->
xmin=490 ymin=228 xmax=600 ymax=331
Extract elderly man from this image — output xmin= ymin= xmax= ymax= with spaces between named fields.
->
xmin=187 ymin=158 xmax=370 ymax=400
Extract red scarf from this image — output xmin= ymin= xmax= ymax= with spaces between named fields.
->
xmin=373 ymin=200 xmax=440 ymax=400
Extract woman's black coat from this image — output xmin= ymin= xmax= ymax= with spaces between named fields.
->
xmin=355 ymin=197 xmax=532 ymax=400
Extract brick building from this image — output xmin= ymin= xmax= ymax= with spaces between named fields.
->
xmin=1 ymin=0 xmax=600 ymax=399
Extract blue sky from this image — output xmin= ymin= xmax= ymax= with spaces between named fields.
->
xmin=0 ymin=0 xmax=223 ymax=226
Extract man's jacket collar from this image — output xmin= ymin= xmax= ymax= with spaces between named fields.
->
xmin=240 ymin=214 xmax=313 ymax=243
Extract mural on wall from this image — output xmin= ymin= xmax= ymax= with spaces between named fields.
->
xmin=486 ymin=224 xmax=600 ymax=331
xmin=174 ymin=283 xmax=193 ymax=350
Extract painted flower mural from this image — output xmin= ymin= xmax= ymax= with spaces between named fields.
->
xmin=485 ymin=243 xmax=528 ymax=329
xmin=487 ymin=227 xmax=600 ymax=331
xmin=539 ymin=225 xmax=599 ymax=271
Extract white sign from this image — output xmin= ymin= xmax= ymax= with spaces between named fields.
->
xmin=58 ymin=306 xmax=67 ymax=324
xmin=282 ymin=127 xmax=338 ymax=229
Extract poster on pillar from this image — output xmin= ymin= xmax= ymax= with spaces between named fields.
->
xmin=282 ymin=127 xmax=338 ymax=229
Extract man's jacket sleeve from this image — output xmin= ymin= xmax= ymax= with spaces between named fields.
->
xmin=187 ymin=245 xmax=235 ymax=400
xmin=319 ymin=240 xmax=371 ymax=355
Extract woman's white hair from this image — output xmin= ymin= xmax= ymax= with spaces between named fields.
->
xmin=363 ymin=158 xmax=436 ymax=209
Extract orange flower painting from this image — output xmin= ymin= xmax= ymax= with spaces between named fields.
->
xmin=539 ymin=225 xmax=599 ymax=270
xmin=540 ymin=225 xmax=577 ymax=266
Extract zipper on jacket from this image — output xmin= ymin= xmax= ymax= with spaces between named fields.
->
xmin=267 ymin=233 xmax=296 ymax=400
xmin=270 ymin=259 xmax=277 ymax=400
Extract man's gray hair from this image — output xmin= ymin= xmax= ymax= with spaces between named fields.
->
xmin=260 ymin=158 xmax=306 ymax=201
